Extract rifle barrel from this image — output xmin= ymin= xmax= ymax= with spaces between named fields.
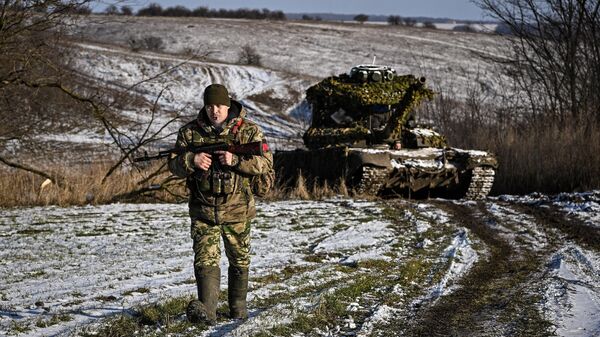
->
xmin=133 ymin=141 xmax=268 ymax=162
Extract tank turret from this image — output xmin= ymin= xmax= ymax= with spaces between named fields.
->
xmin=303 ymin=65 xmax=436 ymax=149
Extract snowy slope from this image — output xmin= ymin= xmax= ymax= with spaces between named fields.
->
xmin=73 ymin=16 xmax=510 ymax=100
xmin=72 ymin=42 xmax=310 ymax=147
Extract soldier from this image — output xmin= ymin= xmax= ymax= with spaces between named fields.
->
xmin=168 ymin=84 xmax=273 ymax=324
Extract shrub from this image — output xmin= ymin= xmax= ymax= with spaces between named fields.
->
xmin=354 ymin=14 xmax=368 ymax=24
xmin=404 ymin=18 xmax=417 ymax=27
xmin=137 ymin=3 xmax=162 ymax=16
xmin=238 ymin=45 xmax=261 ymax=66
xmin=163 ymin=5 xmax=191 ymax=17
xmin=453 ymin=24 xmax=476 ymax=33
xmin=128 ymin=35 xmax=164 ymax=52
xmin=423 ymin=21 xmax=437 ymax=29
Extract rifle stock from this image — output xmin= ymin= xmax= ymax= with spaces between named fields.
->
xmin=133 ymin=141 xmax=268 ymax=162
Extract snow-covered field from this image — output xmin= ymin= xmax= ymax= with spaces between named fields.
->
xmin=1 ymin=192 xmax=599 ymax=336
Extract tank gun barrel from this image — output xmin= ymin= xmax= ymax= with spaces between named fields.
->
xmin=375 ymin=76 xmax=431 ymax=143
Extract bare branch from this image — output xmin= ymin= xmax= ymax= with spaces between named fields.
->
xmin=0 ymin=155 xmax=66 ymax=187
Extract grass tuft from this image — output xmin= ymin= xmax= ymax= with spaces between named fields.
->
xmin=87 ymin=295 xmax=198 ymax=337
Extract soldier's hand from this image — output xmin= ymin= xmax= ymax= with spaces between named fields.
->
xmin=214 ymin=150 xmax=234 ymax=166
xmin=194 ymin=152 xmax=212 ymax=171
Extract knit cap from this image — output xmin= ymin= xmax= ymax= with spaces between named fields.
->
xmin=203 ymin=84 xmax=231 ymax=107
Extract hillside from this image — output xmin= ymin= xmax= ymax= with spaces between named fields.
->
xmin=72 ymin=16 xmax=509 ymax=95
xmin=2 ymin=15 xmax=511 ymax=164
xmin=33 ymin=15 xmax=508 ymax=157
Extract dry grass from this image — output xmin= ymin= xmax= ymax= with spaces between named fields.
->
xmin=262 ymin=175 xmax=351 ymax=202
xmin=0 ymin=163 xmax=355 ymax=207
xmin=422 ymin=77 xmax=600 ymax=196
xmin=471 ymin=122 xmax=600 ymax=195
xmin=4 ymin=122 xmax=595 ymax=206
xmin=428 ymin=98 xmax=600 ymax=194
xmin=0 ymin=162 xmax=186 ymax=207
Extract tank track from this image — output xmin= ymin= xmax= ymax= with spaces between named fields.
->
xmin=464 ymin=166 xmax=495 ymax=200
xmin=353 ymin=165 xmax=495 ymax=199
xmin=354 ymin=166 xmax=389 ymax=195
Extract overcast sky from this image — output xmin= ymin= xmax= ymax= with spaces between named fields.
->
xmin=100 ymin=0 xmax=489 ymax=21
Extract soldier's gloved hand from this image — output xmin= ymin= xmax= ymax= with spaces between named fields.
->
xmin=214 ymin=150 xmax=234 ymax=166
xmin=194 ymin=152 xmax=212 ymax=171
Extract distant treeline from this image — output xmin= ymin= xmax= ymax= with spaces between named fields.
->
xmin=102 ymin=3 xmax=286 ymax=20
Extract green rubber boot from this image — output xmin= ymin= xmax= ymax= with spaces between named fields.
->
xmin=228 ymin=266 xmax=249 ymax=319
xmin=187 ymin=265 xmax=220 ymax=325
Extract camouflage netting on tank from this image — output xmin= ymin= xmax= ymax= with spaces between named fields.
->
xmin=306 ymin=74 xmax=434 ymax=128
xmin=303 ymin=73 xmax=434 ymax=148
xmin=303 ymin=125 xmax=370 ymax=148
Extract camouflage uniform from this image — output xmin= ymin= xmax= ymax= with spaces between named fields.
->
xmin=169 ymin=99 xmax=272 ymax=265
xmin=168 ymin=99 xmax=272 ymax=321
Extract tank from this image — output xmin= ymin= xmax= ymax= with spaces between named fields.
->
xmin=274 ymin=65 xmax=498 ymax=199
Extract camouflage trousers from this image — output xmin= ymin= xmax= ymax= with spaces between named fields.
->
xmin=191 ymin=219 xmax=251 ymax=269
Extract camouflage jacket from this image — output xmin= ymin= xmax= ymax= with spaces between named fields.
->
xmin=168 ymin=100 xmax=273 ymax=225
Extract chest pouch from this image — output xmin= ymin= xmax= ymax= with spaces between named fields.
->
xmin=211 ymin=171 xmax=234 ymax=195
xmin=191 ymin=124 xmax=241 ymax=196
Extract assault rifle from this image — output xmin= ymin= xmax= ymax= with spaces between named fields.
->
xmin=133 ymin=141 xmax=269 ymax=162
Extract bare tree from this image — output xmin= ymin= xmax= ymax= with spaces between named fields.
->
xmin=0 ymin=2 xmax=176 ymax=190
xmin=104 ymin=4 xmax=119 ymax=15
xmin=121 ymin=5 xmax=133 ymax=16
xmin=388 ymin=15 xmax=402 ymax=25
xmin=0 ymin=0 xmax=97 ymax=183
xmin=477 ymin=0 xmax=600 ymax=124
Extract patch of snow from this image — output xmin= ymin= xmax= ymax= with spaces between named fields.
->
xmin=356 ymin=304 xmax=400 ymax=337
xmin=411 ymin=128 xmax=441 ymax=137
xmin=352 ymin=147 xmax=442 ymax=157
xmin=394 ymin=158 xmax=444 ymax=169
xmin=496 ymin=191 xmax=600 ymax=229
xmin=453 ymin=148 xmax=494 ymax=157
xmin=486 ymin=202 xmax=549 ymax=251
xmin=312 ymin=219 xmax=396 ymax=263
xmin=431 ymin=229 xmax=479 ymax=298
xmin=541 ymin=245 xmax=600 ymax=336
xmin=403 ymin=203 xmax=451 ymax=234
xmin=552 ymin=191 xmax=600 ymax=229
xmin=72 ymin=42 xmax=307 ymax=144
xmin=38 ymin=130 xmax=113 ymax=145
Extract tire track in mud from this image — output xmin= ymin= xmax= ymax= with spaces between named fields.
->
xmin=402 ymin=201 xmax=555 ymax=337
xmin=510 ymin=202 xmax=600 ymax=252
